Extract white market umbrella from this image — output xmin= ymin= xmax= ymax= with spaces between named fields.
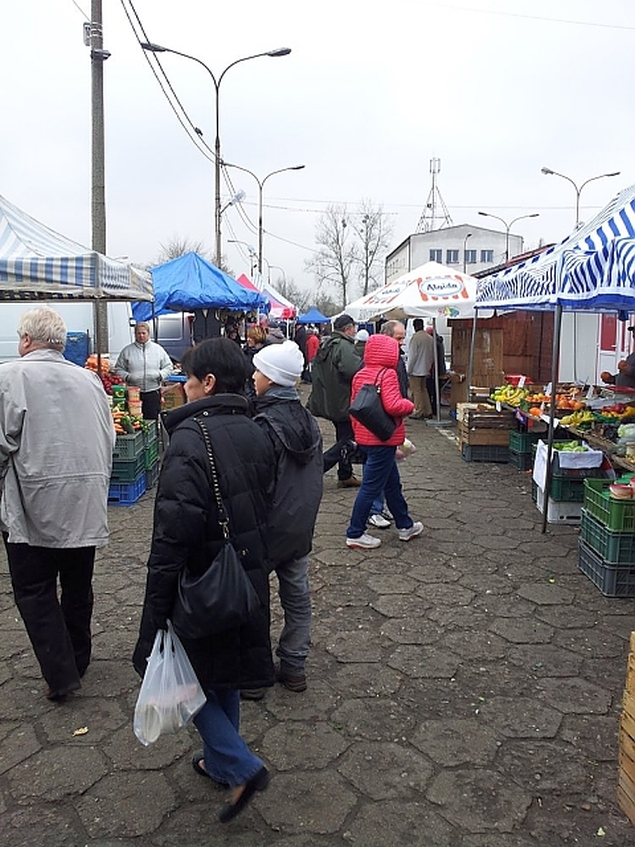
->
xmin=345 ymin=261 xmax=481 ymax=323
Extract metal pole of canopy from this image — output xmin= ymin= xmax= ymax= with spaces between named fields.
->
xmin=426 ymin=317 xmax=452 ymax=427
xmin=466 ymin=310 xmax=479 ymax=402
xmin=541 ymin=303 xmax=563 ymax=534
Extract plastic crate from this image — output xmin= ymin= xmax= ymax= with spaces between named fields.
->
xmin=508 ymin=449 xmax=533 ymax=472
xmin=108 ymin=474 xmax=146 ymax=505
xmin=530 ymin=477 xmax=585 ymax=502
xmin=509 ymin=430 xmax=543 ymax=453
xmin=143 ymin=422 xmax=158 ymax=447
xmin=143 ymin=441 xmax=159 ymax=470
xmin=577 ymin=540 xmax=635 ymax=598
xmin=531 ymin=441 xmax=603 ymax=479
xmin=461 ymin=443 xmax=509 ymax=463
xmin=112 ymin=430 xmax=144 ymax=461
xmin=584 ymin=478 xmax=635 ymax=532
xmin=532 ymin=482 xmax=582 ymax=524
xmin=580 ymin=510 xmax=635 ymax=565
xmin=145 ymin=461 xmax=160 ymax=490
xmin=111 ymin=453 xmax=145 ymax=484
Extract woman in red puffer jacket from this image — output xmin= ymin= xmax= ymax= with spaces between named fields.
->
xmin=345 ymin=333 xmax=423 ymax=550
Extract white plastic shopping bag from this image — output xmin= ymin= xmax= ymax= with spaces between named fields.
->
xmin=133 ymin=620 xmax=206 ymax=746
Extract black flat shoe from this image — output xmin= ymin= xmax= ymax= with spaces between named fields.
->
xmin=218 ymin=766 xmax=270 ymax=823
xmin=191 ymin=752 xmax=229 ymax=789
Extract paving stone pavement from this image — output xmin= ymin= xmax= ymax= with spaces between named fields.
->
xmin=2 ymin=400 xmax=635 ymax=846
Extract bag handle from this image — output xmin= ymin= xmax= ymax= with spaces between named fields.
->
xmin=193 ymin=416 xmax=231 ymax=541
xmin=373 ymin=367 xmax=389 ymax=391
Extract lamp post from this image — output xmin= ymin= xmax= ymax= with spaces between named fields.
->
xmin=223 ymin=161 xmax=305 ymax=274
xmin=477 ymin=211 xmax=539 ymax=262
xmin=140 ymin=42 xmax=291 ymax=267
xmin=227 ymin=239 xmax=257 ymax=277
xmin=462 ymin=232 xmax=472 ymax=273
xmin=540 ymin=167 xmax=620 ymax=226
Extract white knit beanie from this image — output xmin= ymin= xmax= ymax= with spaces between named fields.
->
xmin=253 ymin=340 xmax=304 ymax=387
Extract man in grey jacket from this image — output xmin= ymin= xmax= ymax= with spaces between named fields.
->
xmin=407 ymin=318 xmax=435 ymax=419
xmin=114 ymin=322 xmax=173 ymax=419
xmin=0 ymin=307 xmax=115 ymax=701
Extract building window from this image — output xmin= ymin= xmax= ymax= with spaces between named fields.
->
xmin=465 ymin=249 xmax=477 ymax=265
xmin=429 ymin=249 xmax=442 ymax=263
xmin=446 ymin=249 xmax=459 ymax=264
xmin=480 ymin=249 xmax=494 ymax=263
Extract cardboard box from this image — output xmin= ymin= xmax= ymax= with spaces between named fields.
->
xmin=162 ymin=383 xmax=185 ymax=410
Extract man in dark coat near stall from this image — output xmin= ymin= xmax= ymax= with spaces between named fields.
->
xmin=307 ymin=314 xmax=362 ymax=488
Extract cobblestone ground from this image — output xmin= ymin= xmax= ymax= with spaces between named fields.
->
xmin=2 ymin=395 xmax=635 ymax=846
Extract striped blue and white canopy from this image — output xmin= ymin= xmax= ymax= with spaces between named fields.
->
xmin=476 ymin=183 xmax=635 ymax=312
xmin=0 ymin=194 xmax=153 ymax=301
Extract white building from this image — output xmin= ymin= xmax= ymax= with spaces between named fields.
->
xmin=385 ymin=223 xmax=523 ymax=283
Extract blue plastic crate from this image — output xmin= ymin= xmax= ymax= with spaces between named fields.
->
xmin=108 ymin=474 xmax=146 ymax=505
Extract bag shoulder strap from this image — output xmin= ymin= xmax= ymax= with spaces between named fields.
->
xmin=193 ymin=416 xmax=230 ymax=541
xmin=374 ymin=368 xmax=389 ymax=390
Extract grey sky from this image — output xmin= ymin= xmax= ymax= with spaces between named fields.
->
xmin=2 ymin=0 xmax=634 ymax=300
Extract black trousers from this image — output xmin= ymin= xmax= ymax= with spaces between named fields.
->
xmin=5 ymin=540 xmax=95 ymax=695
xmin=323 ymin=419 xmax=355 ymax=480
xmin=141 ymin=389 xmax=162 ymax=420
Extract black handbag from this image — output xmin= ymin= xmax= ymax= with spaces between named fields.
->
xmin=171 ymin=417 xmax=261 ymax=640
xmin=349 ymin=369 xmax=397 ymax=441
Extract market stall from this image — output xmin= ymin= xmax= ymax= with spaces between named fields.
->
xmin=475 ymin=181 xmax=635 ymax=562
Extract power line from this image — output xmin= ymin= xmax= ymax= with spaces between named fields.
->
xmin=429 ymin=1 xmax=635 ymax=32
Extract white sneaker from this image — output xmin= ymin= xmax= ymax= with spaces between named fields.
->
xmin=398 ymin=521 xmax=424 ymax=542
xmin=368 ymin=513 xmax=391 ymax=529
xmin=346 ymin=532 xmax=381 ymax=549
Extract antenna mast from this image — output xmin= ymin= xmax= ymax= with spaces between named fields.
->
xmin=416 ymin=157 xmax=453 ymax=233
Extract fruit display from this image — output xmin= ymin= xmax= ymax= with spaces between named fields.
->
xmin=84 ymin=354 xmax=125 ymax=395
xmin=489 ymin=385 xmax=530 ymax=407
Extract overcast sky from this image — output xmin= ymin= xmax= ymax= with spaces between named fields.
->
xmin=1 ymin=0 xmax=634 ymax=301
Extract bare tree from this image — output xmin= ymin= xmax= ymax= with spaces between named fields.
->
xmin=305 ymin=205 xmax=358 ymax=309
xmin=352 ymin=199 xmax=393 ymax=296
xmin=273 ymin=277 xmax=311 ymax=314
xmin=152 ymin=237 xmax=233 ymax=276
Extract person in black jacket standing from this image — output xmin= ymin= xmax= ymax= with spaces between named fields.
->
xmin=241 ymin=341 xmax=323 ymax=699
xmin=132 ymin=338 xmax=276 ymax=823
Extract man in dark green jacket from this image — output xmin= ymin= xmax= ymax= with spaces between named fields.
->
xmin=307 ymin=314 xmax=362 ymax=487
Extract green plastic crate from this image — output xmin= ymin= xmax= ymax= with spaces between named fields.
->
xmin=509 ymin=430 xmax=543 ymax=453
xmin=111 ymin=453 xmax=145 ymax=484
xmin=143 ymin=421 xmax=158 ymax=447
xmin=112 ymin=430 xmax=144 ymax=461
xmin=508 ymin=449 xmax=533 ymax=472
xmin=578 ymin=540 xmax=635 ymax=597
xmin=461 ymin=443 xmax=509 ymax=463
xmin=584 ymin=478 xmax=635 ymax=532
xmin=143 ymin=441 xmax=159 ymax=470
xmin=580 ymin=510 xmax=635 ymax=565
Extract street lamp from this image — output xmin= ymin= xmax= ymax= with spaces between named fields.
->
xmin=477 ymin=211 xmax=539 ymax=262
xmin=140 ymin=42 xmax=292 ymax=267
xmin=540 ymin=167 xmax=620 ymax=226
xmin=227 ymin=239 xmax=257 ymax=276
xmin=462 ymin=232 xmax=472 ymax=274
xmin=223 ymin=161 xmax=305 ymax=274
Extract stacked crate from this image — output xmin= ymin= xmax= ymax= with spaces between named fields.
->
xmin=144 ymin=422 xmax=160 ymax=490
xmin=109 ymin=430 xmax=146 ymax=505
xmin=457 ymin=403 xmax=516 ymax=463
xmin=578 ymin=477 xmax=635 ymax=597
xmin=508 ymin=429 xmax=543 ymax=472
xmin=618 ymin=632 xmax=635 ymax=825
xmin=531 ymin=440 xmax=612 ymax=525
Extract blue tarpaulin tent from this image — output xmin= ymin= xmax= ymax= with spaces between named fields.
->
xmin=297 ymin=307 xmax=330 ymax=324
xmin=132 ymin=252 xmax=268 ymax=321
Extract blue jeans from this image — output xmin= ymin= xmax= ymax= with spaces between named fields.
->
xmin=193 ymin=689 xmax=264 ymax=787
xmin=364 ymin=462 xmax=385 ymax=516
xmin=275 ymin=555 xmax=311 ymax=673
xmin=346 ymin=446 xmax=413 ymax=539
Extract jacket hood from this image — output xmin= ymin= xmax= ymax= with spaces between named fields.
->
xmin=253 ymin=394 xmax=321 ymax=465
xmin=363 ymin=334 xmax=400 ymax=369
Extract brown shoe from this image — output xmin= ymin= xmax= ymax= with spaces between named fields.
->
xmin=276 ymin=665 xmax=307 ymax=692
xmin=337 ymin=475 xmax=361 ymax=488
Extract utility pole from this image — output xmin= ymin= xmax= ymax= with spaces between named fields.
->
xmin=90 ymin=0 xmax=110 ymax=352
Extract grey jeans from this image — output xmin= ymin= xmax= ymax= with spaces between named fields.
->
xmin=274 ymin=554 xmax=311 ymax=672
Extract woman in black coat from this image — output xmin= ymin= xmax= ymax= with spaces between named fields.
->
xmin=133 ymin=338 xmax=276 ymax=822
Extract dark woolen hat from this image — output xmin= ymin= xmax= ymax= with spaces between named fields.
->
xmin=333 ymin=314 xmax=355 ymax=331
